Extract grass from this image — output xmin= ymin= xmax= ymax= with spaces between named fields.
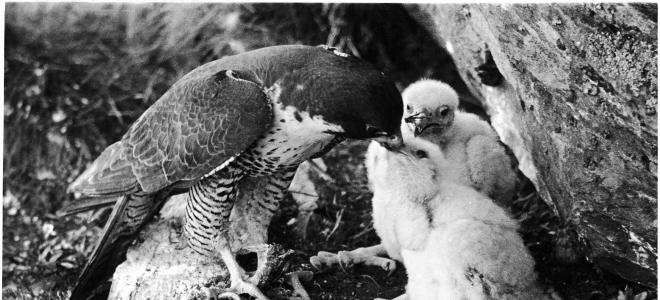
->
xmin=3 ymin=3 xmax=654 ymax=300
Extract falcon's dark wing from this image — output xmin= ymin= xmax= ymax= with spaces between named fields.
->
xmin=69 ymin=69 xmax=272 ymax=197
xmin=65 ymin=70 xmax=271 ymax=300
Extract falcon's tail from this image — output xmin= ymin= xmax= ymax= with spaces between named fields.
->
xmin=69 ymin=193 xmax=160 ymax=300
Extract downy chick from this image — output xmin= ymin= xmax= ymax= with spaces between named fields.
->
xmin=390 ymin=138 xmax=550 ymax=300
xmin=402 ymin=79 xmax=517 ymax=205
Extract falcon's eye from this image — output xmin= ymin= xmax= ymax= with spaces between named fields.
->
xmin=228 ymin=70 xmax=247 ymax=81
xmin=415 ymin=150 xmax=428 ymax=159
xmin=216 ymin=69 xmax=260 ymax=85
xmin=365 ymin=124 xmax=386 ymax=137
xmin=214 ymin=70 xmax=230 ymax=82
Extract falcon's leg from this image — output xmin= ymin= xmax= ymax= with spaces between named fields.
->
xmin=310 ymin=244 xmax=397 ymax=275
xmin=185 ymin=164 xmax=267 ymax=300
xmin=245 ymin=168 xmax=297 ymax=286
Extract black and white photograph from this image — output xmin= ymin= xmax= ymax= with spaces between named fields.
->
xmin=2 ymin=2 xmax=658 ymax=300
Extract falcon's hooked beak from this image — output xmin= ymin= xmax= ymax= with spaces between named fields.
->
xmin=404 ymin=105 xmax=453 ymax=137
xmin=373 ymin=133 xmax=404 ymax=151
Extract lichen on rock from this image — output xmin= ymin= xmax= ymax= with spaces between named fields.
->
xmin=408 ymin=3 xmax=657 ymax=288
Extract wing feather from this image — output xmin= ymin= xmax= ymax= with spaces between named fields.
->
xmin=69 ymin=69 xmax=272 ymax=196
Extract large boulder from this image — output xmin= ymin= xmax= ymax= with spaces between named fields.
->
xmin=408 ymin=3 xmax=657 ymax=288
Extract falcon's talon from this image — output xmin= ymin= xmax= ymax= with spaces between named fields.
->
xmin=216 ymin=245 xmax=271 ymax=300
xmin=225 ymin=279 xmax=268 ymax=300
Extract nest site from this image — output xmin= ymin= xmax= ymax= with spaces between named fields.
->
xmin=3 ymin=3 xmax=651 ymax=300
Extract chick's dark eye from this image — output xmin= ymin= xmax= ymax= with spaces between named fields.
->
xmin=439 ymin=108 xmax=449 ymax=117
xmin=406 ymin=105 xmax=411 ymax=111
xmin=415 ymin=150 xmax=428 ymax=158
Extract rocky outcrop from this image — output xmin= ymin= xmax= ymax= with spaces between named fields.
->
xmin=408 ymin=3 xmax=657 ymax=288
xmin=109 ymin=177 xmax=292 ymax=299
xmin=109 ymin=161 xmax=328 ymax=298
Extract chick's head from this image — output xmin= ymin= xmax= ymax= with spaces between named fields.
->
xmin=375 ymin=137 xmax=448 ymax=201
xmin=402 ymin=79 xmax=459 ymax=138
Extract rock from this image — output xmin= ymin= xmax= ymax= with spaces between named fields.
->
xmin=109 ymin=176 xmax=292 ymax=299
xmin=407 ymin=3 xmax=657 ymax=288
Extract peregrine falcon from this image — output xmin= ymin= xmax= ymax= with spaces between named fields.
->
xmin=64 ymin=45 xmax=404 ymax=299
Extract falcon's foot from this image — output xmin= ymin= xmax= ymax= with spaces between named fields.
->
xmin=219 ymin=247 xmax=269 ymax=300
xmin=242 ymin=244 xmax=290 ymax=287
xmin=310 ymin=244 xmax=396 ymax=275
xmin=219 ymin=279 xmax=267 ymax=300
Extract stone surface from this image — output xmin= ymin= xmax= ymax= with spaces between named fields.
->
xmin=408 ymin=3 xmax=657 ymax=288
xmin=109 ymin=176 xmax=292 ymax=299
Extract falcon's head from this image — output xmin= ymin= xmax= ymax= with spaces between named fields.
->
xmin=276 ymin=52 xmax=404 ymax=149
xmin=401 ymin=79 xmax=459 ymax=138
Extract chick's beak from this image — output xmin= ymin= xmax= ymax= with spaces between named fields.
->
xmin=404 ymin=113 xmax=431 ymax=137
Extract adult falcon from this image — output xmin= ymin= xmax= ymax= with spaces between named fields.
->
xmin=64 ymin=45 xmax=404 ymax=299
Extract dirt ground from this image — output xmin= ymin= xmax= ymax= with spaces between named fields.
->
xmin=3 ymin=3 xmax=655 ymax=300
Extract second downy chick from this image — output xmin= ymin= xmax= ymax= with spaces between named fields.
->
xmin=381 ymin=137 xmax=552 ymax=300
xmin=401 ymin=79 xmax=518 ymax=205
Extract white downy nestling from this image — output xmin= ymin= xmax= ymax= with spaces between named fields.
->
xmin=377 ymin=137 xmax=551 ymax=300
xmin=400 ymin=79 xmax=518 ymax=204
